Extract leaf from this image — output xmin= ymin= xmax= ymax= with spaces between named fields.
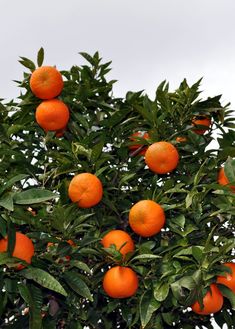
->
xmin=217 ymin=284 xmax=235 ymax=309
xmin=0 ymin=174 xmax=29 ymax=196
xmin=69 ymin=260 xmax=92 ymax=274
xmin=37 ymin=47 xmax=44 ymax=67
xmin=224 ymin=156 xmax=235 ymax=184
xmin=154 ymin=282 xmax=169 ymax=302
xmin=19 ymin=56 xmax=36 ymax=72
xmin=21 ymin=268 xmax=67 ymax=296
xmin=64 ymin=271 xmax=93 ymax=301
xmin=130 ymin=254 xmax=161 ymax=263
xmin=13 ymin=188 xmax=57 ymax=205
xmin=140 ymin=290 xmax=160 ymax=328
xmin=18 ymin=284 xmax=43 ymax=329
xmin=0 ymin=193 xmax=14 ymax=211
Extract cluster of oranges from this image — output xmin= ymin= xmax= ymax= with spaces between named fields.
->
xmin=30 ymin=66 xmax=70 ymax=137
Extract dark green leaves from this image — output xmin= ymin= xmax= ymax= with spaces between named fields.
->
xmin=13 ymin=188 xmax=57 ymax=205
xmin=63 ymin=271 xmax=93 ymax=301
xmin=21 ymin=268 xmax=67 ymax=296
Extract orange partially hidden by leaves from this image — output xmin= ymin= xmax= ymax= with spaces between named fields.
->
xmin=217 ymin=167 xmax=235 ymax=192
xmin=101 ymin=230 xmax=135 ymax=257
xmin=103 ymin=266 xmax=138 ymax=298
xmin=0 ymin=232 xmax=34 ymax=269
xmin=191 ymin=284 xmax=223 ymax=315
xmin=129 ymin=200 xmax=165 ymax=237
xmin=35 ymin=99 xmax=70 ymax=134
xmin=176 ymin=136 xmax=187 ymax=143
xmin=68 ymin=173 xmax=103 ymax=208
xmin=47 ymin=239 xmax=75 ymax=261
xmin=217 ymin=262 xmax=235 ymax=293
xmin=192 ymin=116 xmax=211 ymax=135
xmin=30 ymin=66 xmax=64 ymax=100
xmin=129 ymin=131 xmax=150 ymax=156
xmin=145 ymin=141 xmax=179 ymax=174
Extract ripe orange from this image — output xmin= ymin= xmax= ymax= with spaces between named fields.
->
xmin=192 ymin=116 xmax=211 ymax=135
xmin=68 ymin=173 xmax=103 ymax=208
xmin=0 ymin=232 xmax=34 ymax=269
xmin=129 ymin=131 xmax=150 ymax=156
xmin=103 ymin=266 xmax=138 ymax=298
xmin=217 ymin=167 xmax=235 ymax=192
xmin=101 ymin=230 xmax=135 ymax=257
xmin=176 ymin=136 xmax=187 ymax=143
xmin=30 ymin=66 xmax=64 ymax=99
xmin=217 ymin=262 xmax=235 ymax=293
xmin=191 ymin=284 xmax=223 ymax=315
xmin=145 ymin=141 xmax=179 ymax=174
xmin=129 ymin=200 xmax=165 ymax=237
xmin=47 ymin=239 xmax=75 ymax=261
xmin=35 ymin=99 xmax=70 ymax=134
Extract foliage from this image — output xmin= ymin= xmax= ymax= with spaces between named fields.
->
xmin=0 ymin=48 xmax=234 ymax=328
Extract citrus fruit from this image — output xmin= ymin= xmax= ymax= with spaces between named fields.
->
xmin=0 ymin=232 xmax=34 ymax=269
xmin=103 ymin=266 xmax=138 ymax=298
xmin=145 ymin=141 xmax=179 ymax=174
xmin=129 ymin=200 xmax=165 ymax=237
xmin=192 ymin=116 xmax=211 ymax=135
xmin=217 ymin=262 xmax=235 ymax=293
xmin=217 ymin=167 xmax=235 ymax=192
xmin=35 ymin=99 xmax=70 ymax=133
xmin=68 ymin=173 xmax=103 ymax=208
xmin=191 ymin=284 xmax=223 ymax=315
xmin=101 ymin=230 xmax=134 ymax=257
xmin=129 ymin=131 xmax=150 ymax=156
xmin=30 ymin=66 xmax=64 ymax=99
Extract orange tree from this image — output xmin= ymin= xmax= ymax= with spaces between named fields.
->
xmin=0 ymin=48 xmax=235 ymax=329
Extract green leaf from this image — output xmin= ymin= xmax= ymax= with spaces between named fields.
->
xmin=217 ymin=284 xmax=235 ymax=309
xmin=13 ymin=188 xmax=57 ymax=205
xmin=224 ymin=156 xmax=235 ymax=184
xmin=69 ymin=260 xmax=92 ymax=274
xmin=21 ymin=268 xmax=67 ymax=296
xmin=37 ymin=47 xmax=44 ymax=67
xmin=0 ymin=174 xmax=29 ymax=196
xmin=140 ymin=290 xmax=160 ymax=328
xmin=19 ymin=56 xmax=36 ymax=72
xmin=64 ymin=271 xmax=93 ymax=301
xmin=0 ymin=193 xmax=14 ymax=211
xmin=154 ymin=282 xmax=169 ymax=302
xmin=130 ymin=254 xmax=161 ymax=262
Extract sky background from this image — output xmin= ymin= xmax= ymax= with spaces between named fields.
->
xmin=0 ymin=1 xmax=233 ymax=327
xmin=1 ymin=0 xmax=235 ymax=112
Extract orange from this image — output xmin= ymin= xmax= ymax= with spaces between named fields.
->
xmin=145 ymin=141 xmax=179 ymax=174
xmin=0 ymin=232 xmax=34 ymax=269
xmin=47 ymin=239 xmax=75 ymax=261
xmin=101 ymin=230 xmax=135 ymax=257
xmin=129 ymin=131 xmax=150 ymax=156
xmin=30 ymin=66 xmax=64 ymax=99
xmin=217 ymin=167 xmax=235 ymax=192
xmin=176 ymin=136 xmax=187 ymax=143
xmin=191 ymin=284 xmax=223 ymax=315
xmin=217 ymin=262 xmax=235 ymax=293
xmin=192 ymin=116 xmax=211 ymax=135
xmin=68 ymin=173 xmax=103 ymax=208
xmin=103 ymin=266 xmax=138 ymax=298
xmin=129 ymin=200 xmax=165 ymax=237
xmin=35 ymin=99 xmax=70 ymax=133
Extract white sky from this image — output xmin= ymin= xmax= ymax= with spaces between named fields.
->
xmin=1 ymin=0 xmax=235 ymax=111
xmin=0 ymin=1 xmax=233 ymax=327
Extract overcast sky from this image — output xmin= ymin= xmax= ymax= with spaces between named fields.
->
xmin=1 ymin=0 xmax=235 ymax=113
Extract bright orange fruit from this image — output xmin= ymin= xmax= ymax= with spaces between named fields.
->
xmin=103 ymin=266 xmax=138 ymax=298
xmin=68 ymin=173 xmax=103 ymax=208
xmin=101 ymin=230 xmax=134 ymax=257
xmin=217 ymin=167 xmax=235 ymax=192
xmin=192 ymin=116 xmax=211 ymax=135
xmin=129 ymin=131 xmax=150 ymax=156
xmin=217 ymin=262 xmax=235 ymax=293
xmin=30 ymin=66 xmax=64 ymax=100
xmin=0 ymin=232 xmax=34 ymax=269
xmin=35 ymin=99 xmax=70 ymax=133
xmin=129 ymin=200 xmax=165 ymax=237
xmin=191 ymin=284 xmax=223 ymax=315
xmin=145 ymin=141 xmax=179 ymax=174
